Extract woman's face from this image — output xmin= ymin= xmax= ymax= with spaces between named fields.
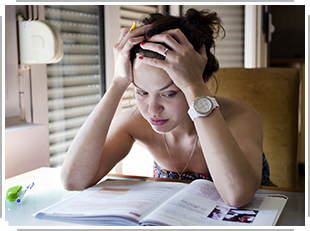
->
xmin=133 ymin=59 xmax=189 ymax=134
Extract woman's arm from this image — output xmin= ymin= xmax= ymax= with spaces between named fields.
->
xmin=60 ymin=78 xmax=131 ymax=191
xmin=183 ymin=86 xmax=263 ymax=208
xmin=60 ymin=26 xmax=146 ymax=191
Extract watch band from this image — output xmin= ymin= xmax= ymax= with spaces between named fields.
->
xmin=188 ymin=96 xmax=219 ymax=121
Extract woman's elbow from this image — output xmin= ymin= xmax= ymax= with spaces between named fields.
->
xmin=60 ymin=170 xmax=88 ymax=191
xmin=223 ymin=185 xmax=259 ymax=208
xmin=61 ymin=175 xmax=79 ymax=191
xmin=61 ymin=178 xmax=81 ymax=191
xmin=223 ymin=193 xmax=254 ymax=208
xmin=226 ymin=176 xmax=261 ymax=208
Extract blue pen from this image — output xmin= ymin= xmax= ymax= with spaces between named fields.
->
xmin=16 ymin=182 xmax=34 ymax=203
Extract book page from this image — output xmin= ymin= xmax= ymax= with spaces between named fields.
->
xmin=34 ymin=179 xmax=187 ymax=224
xmin=141 ymin=179 xmax=287 ymax=226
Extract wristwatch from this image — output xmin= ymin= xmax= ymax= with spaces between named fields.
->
xmin=188 ymin=96 xmax=219 ymax=121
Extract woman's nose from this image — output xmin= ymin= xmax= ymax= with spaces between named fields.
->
xmin=148 ymin=99 xmax=163 ymax=116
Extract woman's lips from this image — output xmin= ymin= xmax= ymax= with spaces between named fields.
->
xmin=149 ymin=118 xmax=169 ymax=126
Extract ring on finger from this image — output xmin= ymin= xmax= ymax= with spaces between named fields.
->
xmin=163 ymin=48 xmax=169 ymax=57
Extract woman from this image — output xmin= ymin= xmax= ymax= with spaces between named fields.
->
xmin=60 ymin=8 xmax=274 ymax=208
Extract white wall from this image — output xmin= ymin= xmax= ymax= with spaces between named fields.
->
xmin=5 ymin=5 xmax=50 ymax=178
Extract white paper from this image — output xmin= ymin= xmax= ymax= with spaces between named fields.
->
xmin=34 ymin=179 xmax=187 ymax=225
xmin=141 ymin=179 xmax=288 ymax=226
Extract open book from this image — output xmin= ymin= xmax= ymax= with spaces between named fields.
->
xmin=34 ymin=178 xmax=288 ymax=226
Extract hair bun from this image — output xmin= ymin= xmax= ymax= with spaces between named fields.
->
xmin=184 ymin=8 xmax=204 ymax=25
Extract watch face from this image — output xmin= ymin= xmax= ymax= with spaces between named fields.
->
xmin=194 ymin=97 xmax=213 ymax=114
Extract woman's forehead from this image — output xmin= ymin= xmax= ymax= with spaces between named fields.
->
xmin=133 ymin=80 xmax=175 ymax=91
xmin=133 ymin=60 xmax=175 ymax=91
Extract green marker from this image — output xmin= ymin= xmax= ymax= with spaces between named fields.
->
xmin=6 ymin=185 xmax=23 ymax=202
xmin=6 ymin=182 xmax=34 ymax=203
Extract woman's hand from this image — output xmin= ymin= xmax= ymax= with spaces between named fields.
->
xmin=113 ymin=25 xmax=147 ymax=89
xmin=138 ymin=29 xmax=209 ymax=93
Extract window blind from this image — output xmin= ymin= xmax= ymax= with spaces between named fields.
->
xmin=182 ymin=5 xmax=245 ymax=67
xmin=44 ymin=5 xmax=102 ymax=166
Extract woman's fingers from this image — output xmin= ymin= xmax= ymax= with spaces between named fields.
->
xmin=116 ymin=27 xmax=130 ymax=44
xmin=122 ymin=36 xmax=145 ymax=54
xmin=159 ymin=28 xmax=190 ymax=45
xmin=198 ymin=44 xmax=208 ymax=64
xmin=138 ymin=56 xmax=166 ymax=68
xmin=118 ymin=24 xmax=151 ymax=48
xmin=147 ymin=28 xmax=191 ymax=50
xmin=140 ymin=42 xmax=173 ymax=58
xmin=114 ymin=25 xmax=148 ymax=61
xmin=140 ymin=28 xmax=198 ymax=60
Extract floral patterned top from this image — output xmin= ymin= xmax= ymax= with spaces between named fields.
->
xmin=153 ymin=152 xmax=277 ymax=186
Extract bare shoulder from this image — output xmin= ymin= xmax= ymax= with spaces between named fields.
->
xmin=216 ymin=96 xmax=264 ymax=156
xmin=111 ymin=106 xmax=151 ymax=139
xmin=216 ymin=96 xmax=263 ymax=141
xmin=216 ymin=96 xmax=262 ymax=122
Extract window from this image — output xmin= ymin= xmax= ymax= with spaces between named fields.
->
xmin=44 ymin=5 xmax=103 ymax=166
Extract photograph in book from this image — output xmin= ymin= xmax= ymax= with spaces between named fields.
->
xmin=208 ymin=206 xmax=259 ymax=223
xmin=33 ymin=178 xmax=288 ymax=226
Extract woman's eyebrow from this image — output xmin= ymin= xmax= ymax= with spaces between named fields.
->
xmin=132 ymin=81 xmax=175 ymax=91
xmin=159 ymin=81 xmax=174 ymax=91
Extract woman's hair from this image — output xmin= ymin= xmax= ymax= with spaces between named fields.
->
xmin=130 ymin=8 xmax=225 ymax=83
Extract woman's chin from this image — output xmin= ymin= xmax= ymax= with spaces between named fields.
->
xmin=150 ymin=125 xmax=170 ymax=134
